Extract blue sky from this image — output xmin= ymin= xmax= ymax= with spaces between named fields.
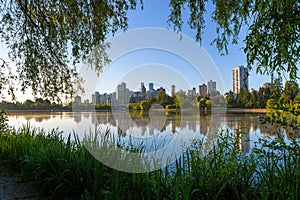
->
xmin=0 ymin=0 xmax=274 ymax=102
xmin=84 ymin=0 xmax=272 ymax=98
xmin=121 ymin=0 xmax=270 ymax=92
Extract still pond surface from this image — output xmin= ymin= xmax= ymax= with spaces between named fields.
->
xmin=6 ymin=110 xmax=288 ymax=153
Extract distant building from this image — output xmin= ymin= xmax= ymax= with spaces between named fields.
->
xmin=233 ymin=66 xmax=248 ymax=94
xmin=171 ymin=85 xmax=175 ymax=96
xmin=177 ymin=89 xmax=186 ymax=96
xmin=83 ymin=99 xmax=89 ymax=104
xmin=199 ymin=84 xmax=207 ymax=97
xmin=149 ymin=83 xmax=154 ymax=91
xmin=147 ymin=89 xmax=158 ymax=99
xmin=140 ymin=82 xmax=146 ymax=93
xmin=92 ymin=92 xmax=100 ymax=104
xmin=116 ymin=82 xmax=126 ymax=105
xmin=74 ymin=96 xmax=81 ymax=104
xmin=207 ymin=80 xmax=217 ymax=95
xmin=111 ymin=92 xmax=117 ymax=105
xmin=187 ymin=89 xmax=196 ymax=98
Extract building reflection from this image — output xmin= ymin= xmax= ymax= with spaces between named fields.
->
xmin=74 ymin=112 xmax=82 ymax=123
xmin=23 ymin=112 xmax=53 ymax=122
xmin=82 ymin=110 xmax=227 ymax=137
xmin=72 ymin=110 xmax=295 ymax=146
xmin=224 ymin=113 xmax=252 ymax=153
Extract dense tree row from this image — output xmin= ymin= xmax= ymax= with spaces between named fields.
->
xmin=227 ymin=79 xmax=300 ymax=109
xmin=2 ymin=79 xmax=300 ymax=111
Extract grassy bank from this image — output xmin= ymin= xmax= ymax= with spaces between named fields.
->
xmin=0 ymin=125 xmax=300 ymax=199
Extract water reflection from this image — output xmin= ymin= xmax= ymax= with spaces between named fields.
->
xmin=7 ymin=110 xmax=299 ymax=153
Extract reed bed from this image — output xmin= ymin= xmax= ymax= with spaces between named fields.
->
xmin=0 ymin=124 xmax=300 ymax=199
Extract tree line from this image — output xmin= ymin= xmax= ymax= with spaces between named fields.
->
xmin=227 ymin=78 xmax=299 ymax=109
xmin=1 ymin=79 xmax=299 ymax=111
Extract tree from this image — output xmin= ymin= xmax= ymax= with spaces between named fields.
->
xmin=139 ymin=100 xmax=150 ymax=110
xmin=0 ymin=0 xmax=299 ymax=100
xmin=281 ymin=81 xmax=299 ymax=104
xmin=23 ymin=99 xmax=34 ymax=109
xmin=226 ymin=91 xmax=238 ymax=108
xmin=236 ymin=88 xmax=250 ymax=108
xmin=0 ymin=0 xmax=142 ymax=100
xmin=270 ymin=77 xmax=283 ymax=99
xmin=198 ymin=97 xmax=207 ymax=111
xmin=156 ymin=91 xmax=173 ymax=108
xmin=169 ymin=0 xmax=299 ymax=79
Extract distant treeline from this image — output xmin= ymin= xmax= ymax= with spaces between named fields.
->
xmin=0 ymin=98 xmax=111 ymax=111
xmin=227 ymin=79 xmax=300 ymax=109
xmin=1 ymin=79 xmax=299 ymax=111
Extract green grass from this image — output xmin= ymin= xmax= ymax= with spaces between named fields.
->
xmin=0 ymin=124 xmax=300 ymax=199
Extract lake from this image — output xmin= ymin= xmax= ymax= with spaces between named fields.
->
xmin=6 ymin=110 xmax=286 ymax=154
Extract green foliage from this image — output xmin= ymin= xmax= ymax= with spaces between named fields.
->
xmin=156 ymin=91 xmax=174 ymax=108
xmin=168 ymin=0 xmax=299 ymax=79
xmin=226 ymin=91 xmax=239 ymax=108
xmin=1 ymin=125 xmax=300 ymax=199
xmin=0 ymin=98 xmax=69 ymax=110
xmin=129 ymin=100 xmax=151 ymax=110
xmin=270 ymin=77 xmax=283 ymax=99
xmin=0 ymin=0 xmax=143 ymax=100
xmin=226 ymin=80 xmax=299 ymax=109
xmin=0 ymin=110 xmax=8 ymax=133
xmin=198 ymin=97 xmax=207 ymax=110
xmin=138 ymin=100 xmax=149 ymax=110
xmin=0 ymin=0 xmax=298 ymax=100
xmin=94 ymin=102 xmax=111 ymax=110
xmin=281 ymin=81 xmax=299 ymax=104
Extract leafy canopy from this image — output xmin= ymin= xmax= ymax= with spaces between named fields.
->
xmin=0 ymin=0 xmax=299 ymax=100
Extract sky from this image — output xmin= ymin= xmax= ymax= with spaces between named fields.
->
xmin=88 ymin=0 xmax=271 ymax=96
xmin=0 ymin=0 xmax=274 ymax=102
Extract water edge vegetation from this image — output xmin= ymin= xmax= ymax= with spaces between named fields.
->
xmin=1 ymin=110 xmax=300 ymax=199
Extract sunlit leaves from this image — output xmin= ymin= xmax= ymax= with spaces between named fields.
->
xmin=167 ymin=0 xmax=299 ymax=79
xmin=0 ymin=0 xmax=299 ymax=101
xmin=0 ymin=0 xmax=142 ymax=101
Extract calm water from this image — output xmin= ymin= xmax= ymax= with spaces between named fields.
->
xmin=6 ymin=110 xmax=287 ymax=153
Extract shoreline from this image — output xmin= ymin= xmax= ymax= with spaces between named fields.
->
xmin=4 ymin=108 xmax=268 ymax=114
xmin=226 ymin=108 xmax=267 ymax=113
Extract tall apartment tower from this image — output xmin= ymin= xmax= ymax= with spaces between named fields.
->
xmin=116 ymin=82 xmax=126 ymax=105
xmin=207 ymin=80 xmax=217 ymax=95
xmin=233 ymin=66 xmax=248 ymax=94
xmin=149 ymin=83 xmax=154 ymax=91
xmin=199 ymin=84 xmax=207 ymax=97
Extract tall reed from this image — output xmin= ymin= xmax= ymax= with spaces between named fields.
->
xmin=1 ymin=124 xmax=300 ymax=199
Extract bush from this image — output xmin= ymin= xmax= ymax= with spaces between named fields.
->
xmin=0 ymin=110 xmax=8 ymax=133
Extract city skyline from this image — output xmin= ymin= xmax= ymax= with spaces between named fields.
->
xmin=79 ymin=65 xmax=265 ymax=105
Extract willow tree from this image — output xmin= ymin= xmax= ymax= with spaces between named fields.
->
xmin=0 ymin=0 xmax=299 ymax=100
xmin=0 ymin=0 xmax=143 ymax=101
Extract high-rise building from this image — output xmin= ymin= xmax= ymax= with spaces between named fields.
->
xmin=140 ymin=82 xmax=146 ymax=93
xmin=92 ymin=92 xmax=100 ymax=104
xmin=116 ymin=82 xmax=126 ymax=105
xmin=233 ymin=66 xmax=248 ymax=94
xmin=199 ymin=84 xmax=207 ymax=97
xmin=149 ymin=83 xmax=154 ymax=91
xmin=171 ymin=85 xmax=175 ymax=96
xmin=207 ymin=80 xmax=217 ymax=95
